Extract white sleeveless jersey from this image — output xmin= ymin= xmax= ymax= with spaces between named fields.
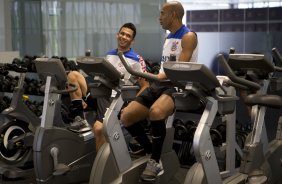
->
xmin=159 ymin=25 xmax=198 ymax=73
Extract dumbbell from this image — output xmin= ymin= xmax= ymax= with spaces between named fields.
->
xmin=173 ymin=119 xmax=196 ymax=141
xmin=216 ymin=124 xmax=226 ymax=142
xmin=24 ymin=55 xmax=39 ymax=72
xmin=2 ymin=75 xmax=14 ymax=92
xmin=12 ymin=58 xmax=22 ymax=65
xmin=0 ymin=96 xmax=11 ymax=111
xmin=185 ymin=120 xmax=197 ymax=141
xmin=210 ymin=128 xmax=223 ymax=147
xmin=0 ymin=67 xmax=9 ymax=76
xmin=173 ymin=119 xmax=187 ymax=141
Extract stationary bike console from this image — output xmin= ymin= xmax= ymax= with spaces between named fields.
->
xmin=228 ymin=54 xmax=274 ymax=79
xmin=77 ymin=56 xmax=122 ymax=85
xmin=163 ymin=62 xmax=221 ymax=92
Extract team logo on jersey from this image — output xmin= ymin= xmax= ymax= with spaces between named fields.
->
xmin=171 ymin=41 xmax=179 ymax=51
xmin=137 ymin=55 xmax=146 ymax=72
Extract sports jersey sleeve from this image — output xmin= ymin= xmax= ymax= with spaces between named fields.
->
xmin=105 ymin=49 xmax=147 ymax=75
xmin=136 ymin=55 xmax=147 ymax=73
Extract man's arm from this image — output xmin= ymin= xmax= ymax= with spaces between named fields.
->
xmin=178 ymin=32 xmax=197 ymax=62
xmin=135 ymin=55 xmax=150 ymax=95
xmin=157 ymin=72 xmax=167 ymax=80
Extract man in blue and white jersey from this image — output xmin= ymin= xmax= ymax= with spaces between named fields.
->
xmin=93 ymin=23 xmax=149 ymax=152
xmin=106 ymin=48 xmax=146 ymax=75
xmin=66 ymin=23 xmax=148 ymax=149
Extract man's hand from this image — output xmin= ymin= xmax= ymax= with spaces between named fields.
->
xmin=157 ymin=72 xmax=167 ymax=80
xmin=82 ymin=100 xmax=88 ymax=109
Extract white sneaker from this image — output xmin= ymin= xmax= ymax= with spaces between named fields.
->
xmin=140 ymin=159 xmax=164 ymax=181
xmin=68 ymin=116 xmax=91 ymax=133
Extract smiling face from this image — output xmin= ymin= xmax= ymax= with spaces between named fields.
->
xmin=116 ymin=27 xmax=134 ymax=52
xmin=159 ymin=4 xmax=174 ymax=30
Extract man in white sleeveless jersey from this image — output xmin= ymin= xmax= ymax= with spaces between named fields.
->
xmin=120 ymin=1 xmax=198 ymax=182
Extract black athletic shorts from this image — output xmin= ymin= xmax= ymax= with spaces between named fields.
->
xmin=134 ymin=82 xmax=176 ymax=108
xmin=95 ymin=96 xmax=112 ymax=122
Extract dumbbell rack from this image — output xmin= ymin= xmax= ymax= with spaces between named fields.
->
xmin=172 ymin=111 xmax=224 ymax=167
xmin=0 ymin=70 xmax=44 ymax=113
xmin=0 ymin=64 xmax=44 ymax=179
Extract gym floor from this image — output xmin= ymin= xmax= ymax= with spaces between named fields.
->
xmin=2 ymin=167 xmax=282 ymax=184
xmin=0 ymin=169 xmax=36 ymax=184
xmin=0 ymin=167 xmax=188 ymax=184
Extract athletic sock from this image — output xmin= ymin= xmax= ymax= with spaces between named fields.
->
xmin=70 ymin=99 xmax=84 ymax=119
xmin=150 ymin=119 xmax=166 ymax=163
xmin=125 ymin=122 xmax=152 ymax=154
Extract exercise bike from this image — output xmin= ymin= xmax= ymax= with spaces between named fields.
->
xmin=32 ymin=58 xmax=96 ymax=184
xmin=0 ymin=63 xmax=41 ymax=178
xmin=186 ymin=52 xmax=282 ymax=183
xmin=76 ymin=54 xmax=180 ymax=184
xmin=158 ymin=60 xmax=246 ymax=184
xmin=118 ymin=53 xmax=245 ymax=183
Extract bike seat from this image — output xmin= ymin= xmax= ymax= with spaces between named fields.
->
xmin=245 ymin=94 xmax=282 ymax=109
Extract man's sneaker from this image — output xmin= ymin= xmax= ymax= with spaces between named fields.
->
xmin=68 ymin=116 xmax=91 ymax=133
xmin=140 ymin=159 xmax=164 ymax=182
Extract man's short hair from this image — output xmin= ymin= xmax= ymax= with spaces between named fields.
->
xmin=119 ymin=22 xmax=137 ymax=39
